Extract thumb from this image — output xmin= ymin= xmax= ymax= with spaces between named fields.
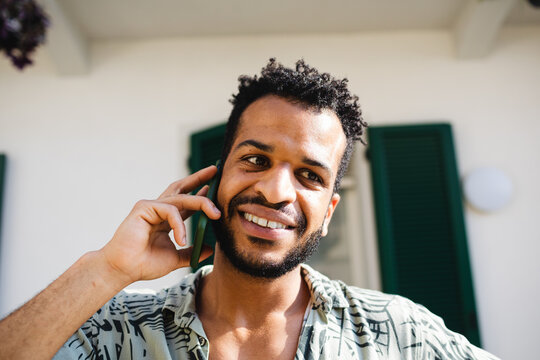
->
xmin=176 ymin=244 xmax=214 ymax=269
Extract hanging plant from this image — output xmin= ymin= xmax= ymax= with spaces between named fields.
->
xmin=0 ymin=0 xmax=49 ymax=70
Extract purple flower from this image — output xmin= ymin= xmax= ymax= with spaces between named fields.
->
xmin=0 ymin=0 xmax=49 ymax=70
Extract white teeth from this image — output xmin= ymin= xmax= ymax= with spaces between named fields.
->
xmin=243 ymin=212 xmax=287 ymax=230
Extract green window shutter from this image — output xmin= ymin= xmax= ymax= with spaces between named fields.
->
xmin=368 ymin=123 xmax=481 ymax=346
xmin=0 ymin=154 xmax=5 ymax=266
xmin=189 ymin=123 xmax=226 ymax=270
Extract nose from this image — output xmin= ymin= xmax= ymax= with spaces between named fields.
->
xmin=253 ymin=164 xmax=297 ymax=205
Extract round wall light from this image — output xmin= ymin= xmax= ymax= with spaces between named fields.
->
xmin=463 ymin=167 xmax=513 ymax=212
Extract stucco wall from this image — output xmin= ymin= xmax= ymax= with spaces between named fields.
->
xmin=1 ymin=27 xmax=539 ymax=358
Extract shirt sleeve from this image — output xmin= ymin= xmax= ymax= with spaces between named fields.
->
xmin=412 ymin=302 xmax=500 ymax=360
xmin=53 ymin=319 xmax=96 ymax=359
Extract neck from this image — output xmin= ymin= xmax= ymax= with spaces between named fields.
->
xmin=197 ymin=246 xmax=310 ymax=327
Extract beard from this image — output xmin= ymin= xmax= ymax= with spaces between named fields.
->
xmin=210 ymin=194 xmax=323 ymax=279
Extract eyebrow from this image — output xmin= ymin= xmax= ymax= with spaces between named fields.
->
xmin=235 ymin=139 xmax=274 ymax=152
xmin=302 ymin=157 xmax=333 ymax=177
xmin=235 ymin=139 xmax=333 ymax=177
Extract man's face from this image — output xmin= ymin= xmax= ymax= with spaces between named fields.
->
xmin=213 ymin=95 xmax=346 ymax=278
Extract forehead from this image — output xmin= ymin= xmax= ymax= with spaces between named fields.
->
xmin=233 ymin=95 xmax=346 ymax=170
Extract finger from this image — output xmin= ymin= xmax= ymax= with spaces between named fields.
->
xmin=196 ymin=244 xmax=214 ymax=263
xmin=173 ymin=218 xmax=187 ymax=247
xmin=197 ymin=185 xmax=209 ymax=197
xmin=156 ymin=204 xmax=187 ymax=246
xmin=160 ymin=194 xmax=221 ymax=220
xmin=136 ymin=201 xmax=188 ymax=246
xmin=155 ymin=185 xmax=210 ymax=233
xmin=158 ymin=165 xmax=217 ymax=199
xmin=175 ymin=244 xmax=214 ymax=268
xmin=180 ymin=185 xmax=211 ymax=219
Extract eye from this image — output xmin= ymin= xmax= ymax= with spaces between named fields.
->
xmin=299 ymin=169 xmax=323 ymax=184
xmin=243 ymin=155 xmax=269 ymax=168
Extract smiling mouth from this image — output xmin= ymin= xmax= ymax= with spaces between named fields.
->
xmin=241 ymin=211 xmax=290 ymax=230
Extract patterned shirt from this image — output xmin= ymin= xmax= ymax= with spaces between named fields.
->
xmin=54 ymin=264 xmax=499 ymax=359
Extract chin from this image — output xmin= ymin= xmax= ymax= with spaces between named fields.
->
xmin=211 ymin=217 xmax=322 ymax=279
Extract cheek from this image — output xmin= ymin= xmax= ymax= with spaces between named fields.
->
xmin=215 ymin=185 xmax=225 ymax=211
xmin=216 ymin=172 xmax=234 ymax=211
xmin=298 ymin=192 xmax=328 ymax=228
xmin=216 ymin=171 xmax=252 ymax=212
xmin=217 ymin=159 xmax=238 ymax=205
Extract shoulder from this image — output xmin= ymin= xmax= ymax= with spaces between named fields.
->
xmin=303 ymin=267 xmax=500 ymax=360
xmin=94 ymin=267 xmax=207 ymax=322
xmin=333 ymin=278 xmax=423 ymax=340
xmin=94 ymin=287 xmax=169 ymax=321
xmin=301 ymin=265 xmax=423 ymax=358
xmin=301 ymin=263 xmax=414 ymax=317
xmin=300 ymin=265 xmax=417 ymax=334
xmin=55 ymin=269 xmax=209 ymax=359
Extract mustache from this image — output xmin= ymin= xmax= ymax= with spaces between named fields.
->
xmin=226 ymin=194 xmax=307 ymax=235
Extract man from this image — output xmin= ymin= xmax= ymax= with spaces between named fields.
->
xmin=0 ymin=59 xmax=498 ymax=359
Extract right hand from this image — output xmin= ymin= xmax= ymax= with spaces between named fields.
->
xmin=99 ymin=165 xmax=221 ymax=285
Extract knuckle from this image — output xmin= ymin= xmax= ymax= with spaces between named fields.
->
xmin=167 ymin=203 xmax=179 ymax=212
xmin=203 ymin=198 xmax=214 ymax=210
xmin=170 ymin=181 xmax=184 ymax=194
xmin=173 ymin=194 xmax=187 ymax=207
xmin=164 ymin=180 xmax=184 ymax=196
xmin=134 ymin=199 xmax=150 ymax=209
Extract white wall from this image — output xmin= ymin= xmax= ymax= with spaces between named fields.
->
xmin=1 ymin=27 xmax=539 ymax=359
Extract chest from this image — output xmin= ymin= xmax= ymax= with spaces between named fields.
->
xmin=203 ymin=315 xmax=305 ymax=360
xmin=208 ymin=331 xmax=298 ymax=360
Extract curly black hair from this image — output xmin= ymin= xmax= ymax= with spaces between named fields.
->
xmin=221 ymin=58 xmax=367 ymax=192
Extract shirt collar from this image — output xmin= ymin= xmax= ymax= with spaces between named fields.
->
xmin=162 ymin=265 xmax=213 ymax=329
xmin=161 ymin=263 xmax=349 ymax=327
xmin=300 ymin=263 xmax=350 ymax=313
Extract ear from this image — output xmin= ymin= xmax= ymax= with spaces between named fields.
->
xmin=321 ymin=193 xmax=340 ymax=237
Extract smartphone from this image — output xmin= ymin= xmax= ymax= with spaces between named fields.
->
xmin=190 ymin=161 xmax=221 ymax=270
